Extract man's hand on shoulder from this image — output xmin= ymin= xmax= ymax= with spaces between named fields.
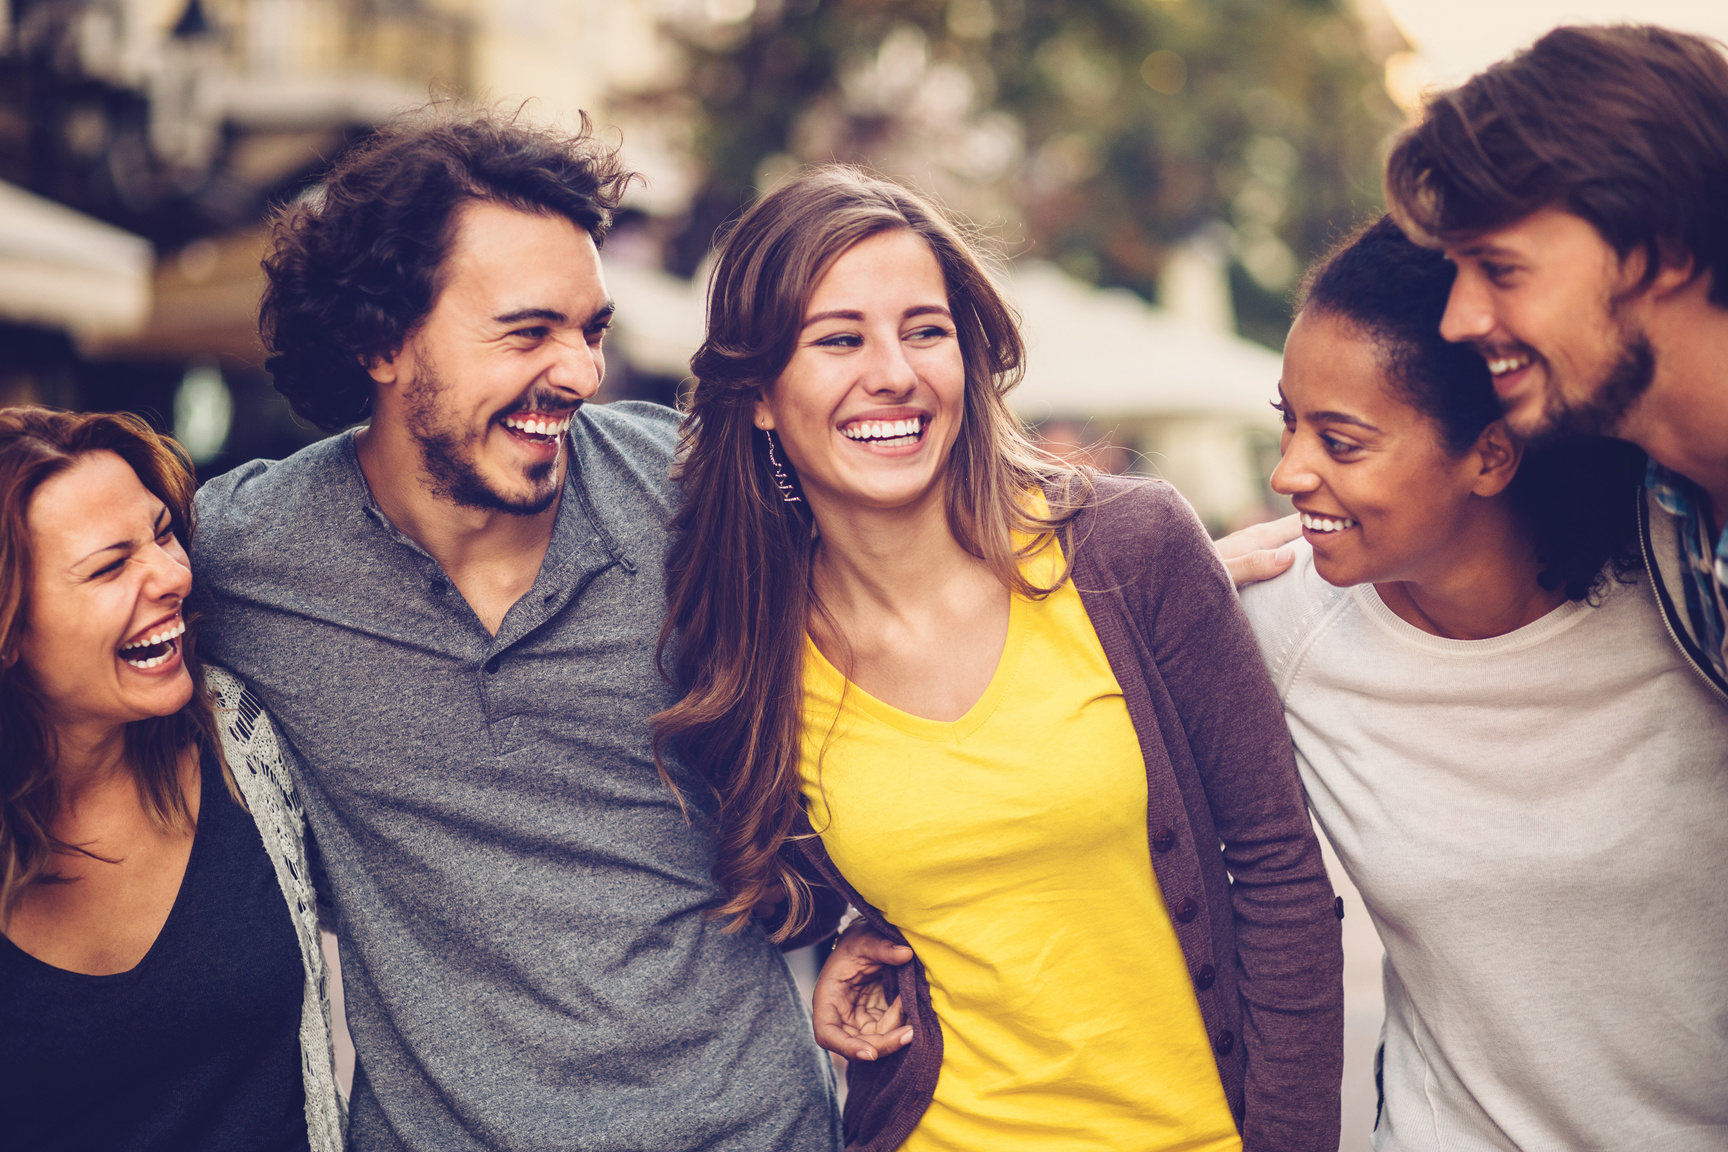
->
xmin=1216 ymin=514 xmax=1300 ymax=588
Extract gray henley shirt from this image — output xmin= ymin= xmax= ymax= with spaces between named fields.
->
xmin=192 ymin=401 xmax=840 ymax=1152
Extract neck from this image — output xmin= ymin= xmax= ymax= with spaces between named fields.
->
xmin=808 ymin=484 xmax=989 ymax=623
xmin=353 ymin=422 xmax=560 ymax=584
xmin=1621 ymin=279 xmax=1728 ymax=528
xmin=1374 ymin=497 xmax=1565 ymax=641
xmin=50 ymin=718 xmax=132 ymax=809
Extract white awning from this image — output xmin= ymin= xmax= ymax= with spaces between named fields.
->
xmin=0 ymin=181 xmax=153 ymax=338
xmin=1005 ymin=261 xmax=1283 ymax=426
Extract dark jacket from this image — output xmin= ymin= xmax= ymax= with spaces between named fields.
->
xmin=788 ymin=476 xmax=1345 ymax=1152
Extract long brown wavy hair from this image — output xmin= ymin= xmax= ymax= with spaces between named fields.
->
xmin=0 ymin=407 xmax=222 ymax=920
xmin=653 ymin=167 xmax=1091 ymax=940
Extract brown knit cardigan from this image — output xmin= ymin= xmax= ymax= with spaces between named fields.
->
xmin=784 ymin=476 xmax=1345 ymax=1152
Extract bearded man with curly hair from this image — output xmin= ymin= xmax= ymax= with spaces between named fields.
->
xmin=190 ymin=107 xmax=842 ymax=1152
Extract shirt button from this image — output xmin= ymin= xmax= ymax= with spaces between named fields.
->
xmin=1335 ymin=896 xmax=1346 ymax=920
xmin=1152 ymin=827 xmax=1176 ymax=853
xmin=430 ymin=579 xmax=447 ymax=595
xmin=1216 ymin=1030 xmax=1235 ymax=1055
xmin=484 ymin=657 xmax=501 ymax=674
xmin=1174 ymin=897 xmax=1198 ymax=923
xmin=1194 ymin=963 xmax=1216 ymax=990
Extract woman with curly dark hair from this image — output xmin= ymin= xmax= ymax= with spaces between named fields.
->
xmin=0 ymin=408 xmax=344 ymax=1151
xmin=1235 ymin=217 xmax=1728 ymax=1149
xmin=654 ymin=167 xmax=1344 ymax=1152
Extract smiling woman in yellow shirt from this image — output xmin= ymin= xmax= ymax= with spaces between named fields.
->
xmin=801 ymin=536 xmax=1240 ymax=1152
xmin=653 ymin=166 xmax=1343 ymax=1152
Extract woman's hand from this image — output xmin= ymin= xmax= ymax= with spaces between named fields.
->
xmin=812 ymin=921 xmax=916 ymax=1061
xmin=1215 ymin=514 xmax=1301 ymax=587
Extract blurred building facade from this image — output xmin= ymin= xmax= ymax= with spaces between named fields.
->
xmin=2 ymin=0 xmax=1401 ymax=518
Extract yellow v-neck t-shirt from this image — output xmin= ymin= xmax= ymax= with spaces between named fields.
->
xmin=799 ymin=539 xmax=1242 ymax=1152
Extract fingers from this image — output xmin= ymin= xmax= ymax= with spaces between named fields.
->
xmin=1225 ymin=546 xmax=1296 ymax=588
xmin=813 ymin=1020 xmax=916 ymax=1062
xmin=811 ymin=921 xmax=918 ymax=1061
xmin=811 ymin=988 xmax=911 ymax=1061
xmin=827 ymin=921 xmax=915 ymax=970
xmin=1215 ymin=513 xmax=1302 ymax=560
xmin=855 ymin=1024 xmax=916 ymax=1061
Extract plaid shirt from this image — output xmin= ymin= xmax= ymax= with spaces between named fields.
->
xmin=1647 ymin=459 xmax=1728 ymax=683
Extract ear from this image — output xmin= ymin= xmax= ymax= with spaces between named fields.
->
xmin=1649 ymin=240 xmax=1698 ymax=298
xmin=751 ymin=388 xmax=775 ymax=432
xmin=363 ymin=346 xmax=403 ymax=387
xmin=1468 ymin=419 xmax=1523 ymax=498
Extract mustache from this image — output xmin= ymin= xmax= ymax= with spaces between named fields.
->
xmin=497 ymin=384 xmax=583 ymax=419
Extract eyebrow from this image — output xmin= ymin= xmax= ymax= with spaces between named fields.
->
xmin=1453 ymin=241 xmax=1520 ymax=260
xmin=1307 ymin=409 xmax=1382 ymax=432
xmin=494 ymin=301 xmax=617 ymax=327
xmin=72 ymin=507 xmax=170 ymax=569
xmin=800 ymin=304 xmax=953 ymax=329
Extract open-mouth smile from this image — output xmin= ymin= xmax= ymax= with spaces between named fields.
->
xmin=498 ymin=409 xmax=575 ymax=445
xmin=1483 ymin=350 xmax=1538 ymax=398
xmin=1299 ymin=512 xmax=1358 ymax=534
xmin=840 ymin=416 xmax=928 ymax=449
xmin=118 ymin=615 xmax=185 ymax=670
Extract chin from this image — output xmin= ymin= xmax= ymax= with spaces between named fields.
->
xmin=1309 ymin=553 xmax=1366 ymax=590
xmin=1501 ymin=397 xmax=1555 ymax=443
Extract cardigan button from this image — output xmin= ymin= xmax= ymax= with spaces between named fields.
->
xmin=1335 ymin=896 xmax=1346 ymax=920
xmin=1152 ymin=827 xmax=1176 ymax=853
xmin=1194 ymin=963 xmax=1216 ymax=990
xmin=1216 ymin=1030 xmax=1235 ymax=1055
xmin=1174 ymin=897 xmax=1198 ymax=923
xmin=484 ymin=656 xmax=502 ymax=674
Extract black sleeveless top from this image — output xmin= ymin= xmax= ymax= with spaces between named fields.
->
xmin=0 ymin=743 xmax=311 ymax=1152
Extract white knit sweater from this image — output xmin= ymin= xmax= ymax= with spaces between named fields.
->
xmin=1240 ymin=542 xmax=1728 ymax=1151
xmin=207 ymin=665 xmax=347 ymax=1152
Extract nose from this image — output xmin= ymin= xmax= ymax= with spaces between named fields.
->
xmin=545 ymin=334 xmax=603 ymax=401
xmin=1439 ymin=271 xmax=1493 ymax=345
xmin=1269 ymin=431 xmax=1320 ymax=498
xmin=144 ymin=538 xmax=193 ymax=604
xmin=863 ymin=333 xmax=919 ymax=397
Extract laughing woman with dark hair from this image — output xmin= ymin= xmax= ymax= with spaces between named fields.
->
xmin=1235 ymin=217 xmax=1728 ymax=1149
xmin=654 ymin=167 xmax=1343 ymax=1152
xmin=0 ymin=408 xmax=343 ymax=1152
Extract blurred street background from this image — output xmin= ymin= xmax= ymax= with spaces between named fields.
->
xmin=5 ymin=0 xmax=1723 ymax=1147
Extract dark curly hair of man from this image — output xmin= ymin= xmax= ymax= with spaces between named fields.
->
xmin=259 ymin=107 xmax=636 ymax=432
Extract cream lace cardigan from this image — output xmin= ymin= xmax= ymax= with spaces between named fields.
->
xmin=207 ymin=665 xmax=348 ymax=1152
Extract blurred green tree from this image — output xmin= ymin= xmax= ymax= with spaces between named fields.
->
xmin=657 ymin=0 xmax=1401 ymax=348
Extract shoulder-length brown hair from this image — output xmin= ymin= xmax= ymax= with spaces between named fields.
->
xmin=653 ymin=166 xmax=1091 ymax=940
xmin=0 ymin=407 xmax=221 ymax=919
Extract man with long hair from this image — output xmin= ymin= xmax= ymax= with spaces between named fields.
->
xmin=1384 ymin=23 xmax=1728 ymax=703
xmin=191 ymin=108 xmax=841 ymax=1152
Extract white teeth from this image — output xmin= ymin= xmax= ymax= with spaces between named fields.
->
xmin=503 ymin=414 xmax=571 ymax=437
xmin=843 ymin=417 xmax=925 ymax=443
xmin=119 ymin=619 xmax=185 ymax=654
xmin=1487 ymin=355 xmax=1531 ymax=376
xmin=1299 ymin=512 xmax=1357 ymax=533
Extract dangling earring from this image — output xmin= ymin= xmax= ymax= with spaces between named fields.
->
xmin=764 ymin=429 xmax=803 ymax=504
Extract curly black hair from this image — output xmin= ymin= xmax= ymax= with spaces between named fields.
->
xmin=259 ymin=106 xmax=636 ymax=431
xmin=1298 ymin=215 xmax=1644 ymax=602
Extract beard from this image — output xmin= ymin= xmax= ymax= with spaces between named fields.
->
xmin=402 ymin=357 xmax=566 ymax=517
xmin=1526 ymin=324 xmax=1655 ymax=448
